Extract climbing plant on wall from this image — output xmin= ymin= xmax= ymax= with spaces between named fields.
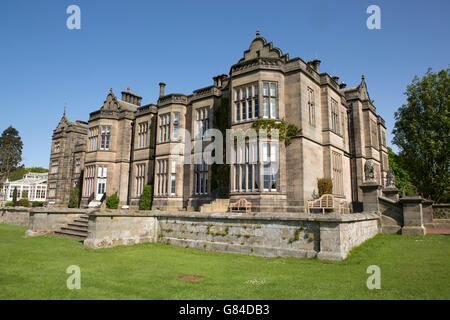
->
xmin=251 ymin=119 xmax=301 ymax=145
xmin=210 ymin=97 xmax=230 ymax=196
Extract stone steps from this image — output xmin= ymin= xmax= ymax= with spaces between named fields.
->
xmin=54 ymin=214 xmax=88 ymax=241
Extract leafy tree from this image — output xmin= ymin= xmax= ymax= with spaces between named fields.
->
xmin=140 ymin=185 xmax=153 ymax=210
xmin=0 ymin=126 xmax=23 ymax=183
xmin=387 ymin=147 xmax=414 ymax=195
xmin=8 ymin=166 xmax=27 ymax=181
xmin=392 ymin=68 xmax=449 ymax=202
xmin=106 ymin=192 xmax=119 ymax=209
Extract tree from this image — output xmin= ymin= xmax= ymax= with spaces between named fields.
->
xmin=387 ymin=147 xmax=415 ymax=195
xmin=392 ymin=68 xmax=449 ymax=202
xmin=140 ymin=185 xmax=153 ymax=210
xmin=12 ymin=187 xmax=18 ymax=205
xmin=0 ymin=126 xmax=23 ymax=183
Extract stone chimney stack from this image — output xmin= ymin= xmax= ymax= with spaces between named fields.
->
xmin=121 ymin=87 xmax=142 ymax=106
xmin=311 ymin=59 xmax=321 ymax=73
xmin=213 ymin=74 xmax=227 ymax=87
xmin=159 ymin=82 xmax=166 ymax=97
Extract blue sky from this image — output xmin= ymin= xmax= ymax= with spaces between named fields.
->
xmin=0 ymin=0 xmax=448 ymax=168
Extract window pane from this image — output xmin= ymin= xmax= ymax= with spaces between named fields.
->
xmin=263 ymin=83 xmax=269 ymax=96
xmin=270 ymin=98 xmax=277 ymax=119
xmin=264 ymin=164 xmax=270 ymax=190
xmin=241 ymin=166 xmax=246 ymax=190
xmin=254 ymin=84 xmax=258 ymax=97
xmin=263 ymin=98 xmax=269 ymax=118
xmin=270 ymin=83 xmax=276 ymax=97
xmin=248 ymin=86 xmax=252 ymax=97
xmin=236 ymin=103 xmax=240 ymax=121
xmin=235 ymin=167 xmax=239 ymax=191
xmin=248 ymin=100 xmax=252 ymax=119
xmin=254 ymin=164 xmax=259 ymax=190
xmin=242 ymin=101 xmax=246 ymax=120
xmin=271 ymin=166 xmax=277 ymax=190
xmin=254 ymin=98 xmax=259 ymax=118
xmin=241 ymin=88 xmax=246 ymax=99
xmin=248 ymin=165 xmax=252 ymax=191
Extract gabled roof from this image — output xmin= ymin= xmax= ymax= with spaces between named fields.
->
xmin=100 ymin=89 xmax=138 ymax=112
xmin=340 ymin=75 xmax=371 ymax=102
xmin=237 ymin=32 xmax=290 ymax=65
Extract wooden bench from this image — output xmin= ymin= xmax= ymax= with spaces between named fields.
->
xmin=307 ymin=194 xmax=335 ymax=214
xmin=229 ymin=198 xmax=252 ymax=213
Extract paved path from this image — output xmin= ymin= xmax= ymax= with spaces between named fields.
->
xmin=426 ymin=228 xmax=450 ymax=234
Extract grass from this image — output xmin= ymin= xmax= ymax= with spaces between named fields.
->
xmin=0 ymin=224 xmax=449 ymax=299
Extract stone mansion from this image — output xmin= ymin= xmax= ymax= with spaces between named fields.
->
xmin=46 ymin=33 xmax=389 ymax=212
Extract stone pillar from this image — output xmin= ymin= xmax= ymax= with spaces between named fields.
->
xmin=382 ymin=186 xmax=400 ymax=201
xmin=400 ymin=197 xmax=426 ymax=236
xmin=359 ymin=181 xmax=382 ymax=214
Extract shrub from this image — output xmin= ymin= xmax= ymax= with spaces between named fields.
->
xmin=5 ymin=202 xmax=14 ymax=207
xmin=106 ymin=192 xmax=119 ymax=209
xmin=68 ymin=188 xmax=80 ymax=208
xmin=17 ymin=199 xmax=30 ymax=207
xmin=12 ymin=187 xmax=17 ymax=204
xmin=318 ymin=178 xmax=333 ymax=196
xmin=140 ymin=184 xmax=153 ymax=210
xmin=32 ymin=201 xmax=44 ymax=207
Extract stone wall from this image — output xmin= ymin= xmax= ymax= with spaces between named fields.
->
xmin=84 ymin=212 xmax=158 ymax=249
xmin=432 ymin=204 xmax=450 ymax=219
xmin=317 ymin=215 xmax=379 ymax=260
xmin=0 ymin=207 xmax=30 ymax=226
xmin=154 ymin=211 xmax=379 ymax=261
xmin=2 ymin=206 xmax=380 ymax=261
xmin=379 ymin=196 xmax=403 ymax=234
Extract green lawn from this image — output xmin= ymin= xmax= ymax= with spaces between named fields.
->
xmin=0 ymin=224 xmax=449 ymax=299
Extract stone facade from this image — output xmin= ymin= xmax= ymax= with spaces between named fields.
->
xmin=47 ymin=111 xmax=88 ymax=206
xmin=47 ymin=33 xmax=388 ymax=212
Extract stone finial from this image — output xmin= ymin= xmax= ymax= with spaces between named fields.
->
xmin=256 ymin=29 xmax=260 ymax=37
xmin=110 ymin=88 xmax=113 ymax=94
xmin=364 ymin=160 xmax=376 ymax=182
xmin=127 ymin=87 xmax=130 ymax=92
xmin=386 ymin=170 xmax=396 ymax=187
